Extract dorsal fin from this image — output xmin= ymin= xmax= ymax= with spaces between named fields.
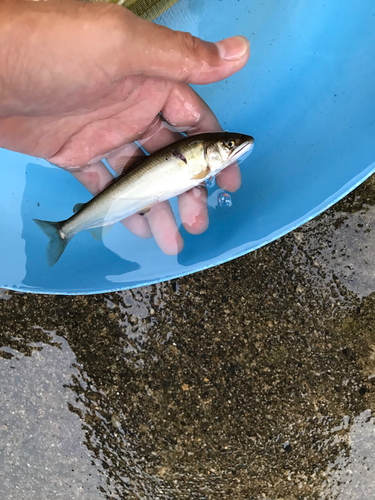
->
xmin=73 ymin=202 xmax=87 ymax=214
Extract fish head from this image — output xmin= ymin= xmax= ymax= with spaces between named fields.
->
xmin=205 ymin=133 xmax=254 ymax=174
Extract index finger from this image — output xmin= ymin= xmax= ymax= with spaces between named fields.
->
xmin=161 ymin=83 xmax=242 ymax=192
xmin=161 ymin=82 xmax=222 ymax=134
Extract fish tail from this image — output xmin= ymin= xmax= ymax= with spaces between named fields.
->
xmin=33 ymin=219 xmax=70 ymax=267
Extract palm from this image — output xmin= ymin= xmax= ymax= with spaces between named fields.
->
xmin=1 ymin=75 xmax=241 ymax=255
xmin=0 ymin=75 xmax=173 ymax=164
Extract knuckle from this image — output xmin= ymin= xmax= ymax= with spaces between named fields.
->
xmin=173 ymin=31 xmax=201 ymax=80
xmin=176 ymin=31 xmax=201 ymax=67
xmin=177 ymin=31 xmax=199 ymax=55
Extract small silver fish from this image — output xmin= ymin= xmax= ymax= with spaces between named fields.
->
xmin=34 ymin=132 xmax=254 ymax=266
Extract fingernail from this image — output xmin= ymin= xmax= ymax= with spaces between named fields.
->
xmin=215 ymin=35 xmax=250 ymax=61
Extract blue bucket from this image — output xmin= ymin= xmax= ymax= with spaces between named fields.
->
xmin=1 ymin=0 xmax=374 ymax=294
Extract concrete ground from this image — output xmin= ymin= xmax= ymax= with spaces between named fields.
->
xmin=2 ymin=175 xmax=375 ymax=499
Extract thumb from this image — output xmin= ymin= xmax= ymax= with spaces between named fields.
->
xmin=122 ymin=12 xmax=250 ymax=84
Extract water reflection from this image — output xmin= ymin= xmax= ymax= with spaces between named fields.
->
xmin=0 ymin=289 xmax=12 ymax=301
xmin=292 ymin=176 xmax=375 ymax=299
xmin=0 ymin=327 xmax=111 ymax=499
xmin=321 ymin=410 xmax=375 ymax=499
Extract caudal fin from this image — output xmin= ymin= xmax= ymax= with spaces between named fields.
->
xmin=33 ymin=219 xmax=70 ymax=267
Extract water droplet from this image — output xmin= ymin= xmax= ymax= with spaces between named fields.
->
xmin=205 ymin=176 xmax=215 ymax=188
xmin=218 ymin=192 xmax=232 ymax=207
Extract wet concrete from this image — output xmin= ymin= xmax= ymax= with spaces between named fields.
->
xmin=2 ymin=176 xmax=375 ymax=499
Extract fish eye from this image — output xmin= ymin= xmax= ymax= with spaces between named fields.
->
xmin=224 ymin=139 xmax=235 ymax=149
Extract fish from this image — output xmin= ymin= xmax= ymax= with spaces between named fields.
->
xmin=34 ymin=132 xmax=254 ymax=266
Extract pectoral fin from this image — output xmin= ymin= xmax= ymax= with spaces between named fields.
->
xmin=138 ymin=207 xmax=151 ymax=216
xmin=191 ymin=166 xmax=211 ymax=180
xmin=90 ymin=225 xmax=114 ymax=241
xmin=138 ymin=202 xmax=159 ymax=216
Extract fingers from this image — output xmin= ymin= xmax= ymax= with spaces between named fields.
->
xmin=62 ymin=82 xmax=242 ymax=253
xmin=68 ymin=115 xmax=184 ymax=250
xmin=137 ymin=114 xmax=183 ymax=153
xmin=135 ymin=111 xmax=209 ymax=246
xmin=162 ymin=83 xmax=242 ymax=191
xmin=135 ymin=116 xmax=184 ymax=253
xmin=136 ymin=114 xmax=209 ymax=251
xmin=117 ymin=211 xmax=152 ymax=239
xmin=145 ymin=202 xmax=184 ymax=255
xmin=121 ymin=9 xmax=250 ymax=84
xmin=178 ymin=186 xmax=209 ymax=235
xmin=161 ymin=83 xmax=222 ymax=133
xmin=216 ymin=163 xmax=242 ymax=192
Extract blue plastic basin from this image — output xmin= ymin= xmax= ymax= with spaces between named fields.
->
xmin=1 ymin=0 xmax=374 ymax=294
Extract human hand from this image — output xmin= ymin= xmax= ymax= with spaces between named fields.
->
xmin=0 ymin=1 xmax=250 ymax=254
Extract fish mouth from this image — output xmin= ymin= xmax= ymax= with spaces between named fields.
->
xmin=229 ymin=138 xmax=255 ymax=162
